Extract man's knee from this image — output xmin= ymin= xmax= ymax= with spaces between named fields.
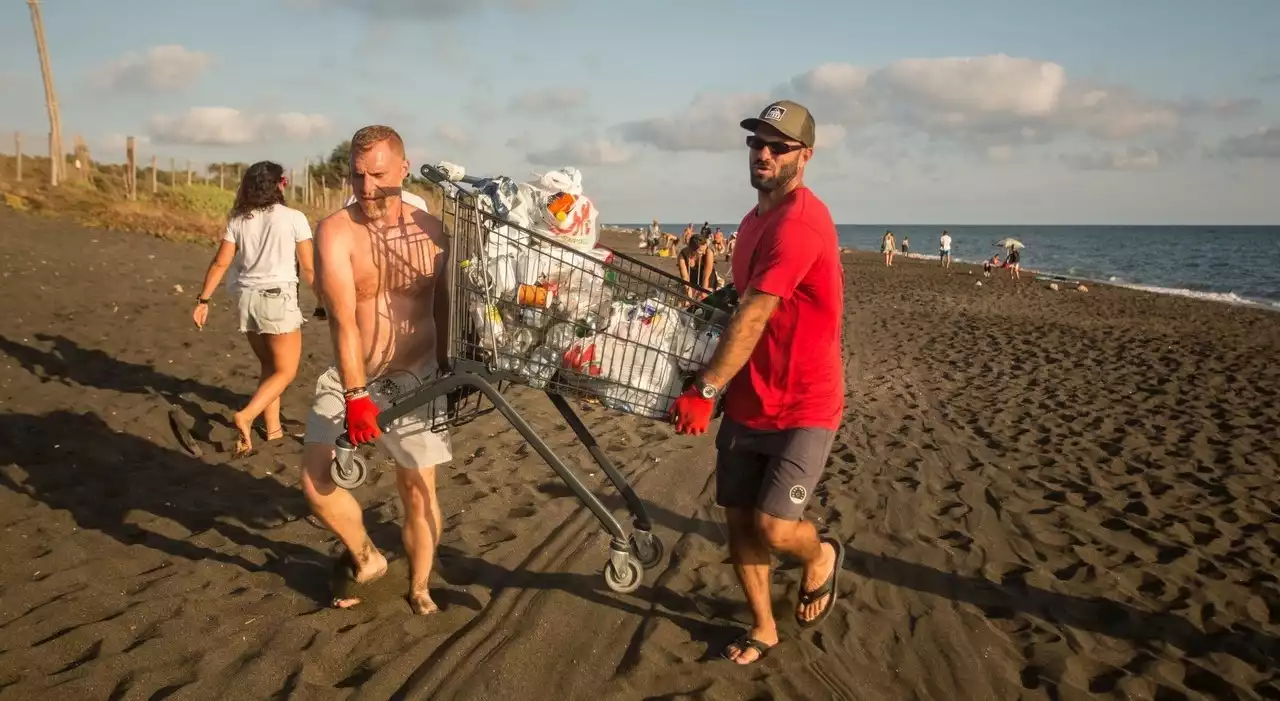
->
xmin=395 ymin=466 xmax=437 ymax=517
xmin=754 ymin=511 xmax=801 ymax=550
xmin=300 ymin=442 xmax=338 ymax=499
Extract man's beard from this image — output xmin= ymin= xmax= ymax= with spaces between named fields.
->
xmin=358 ymin=196 xmax=389 ymax=220
xmin=750 ymin=159 xmax=799 ymax=192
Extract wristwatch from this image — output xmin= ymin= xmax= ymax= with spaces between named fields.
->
xmin=696 ymin=376 xmax=720 ymax=400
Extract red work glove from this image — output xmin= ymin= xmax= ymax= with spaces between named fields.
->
xmin=345 ymin=392 xmax=382 ymax=445
xmin=669 ymin=386 xmax=715 ymax=436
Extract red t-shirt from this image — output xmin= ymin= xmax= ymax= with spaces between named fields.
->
xmin=723 ymin=187 xmax=844 ymax=431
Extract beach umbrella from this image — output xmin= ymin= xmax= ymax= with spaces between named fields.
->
xmin=994 ymin=238 xmax=1025 ymax=249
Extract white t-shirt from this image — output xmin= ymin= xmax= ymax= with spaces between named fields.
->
xmin=222 ymin=204 xmax=313 ymax=293
xmin=940 ymin=234 xmax=952 ymax=252
xmin=343 ymin=191 xmax=429 ymax=213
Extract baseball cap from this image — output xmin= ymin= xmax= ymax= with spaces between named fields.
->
xmin=740 ymin=100 xmax=816 ymax=148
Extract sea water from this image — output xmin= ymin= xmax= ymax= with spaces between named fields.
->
xmin=617 ymin=224 xmax=1280 ymax=310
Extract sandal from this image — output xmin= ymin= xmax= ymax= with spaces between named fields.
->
xmin=796 ymin=537 xmax=845 ymax=628
xmin=722 ymin=633 xmax=774 ymax=665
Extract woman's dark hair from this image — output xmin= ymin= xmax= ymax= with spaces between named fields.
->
xmin=229 ymin=160 xmax=286 ymax=220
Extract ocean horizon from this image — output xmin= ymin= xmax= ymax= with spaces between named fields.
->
xmin=607 ymin=223 xmax=1280 ymax=310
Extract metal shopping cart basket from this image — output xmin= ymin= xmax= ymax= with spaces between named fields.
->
xmin=328 ymin=164 xmax=734 ymax=594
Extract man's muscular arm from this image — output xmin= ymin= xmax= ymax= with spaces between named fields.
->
xmin=316 ymin=216 xmax=366 ymax=391
xmin=698 ymin=287 xmax=779 ymax=390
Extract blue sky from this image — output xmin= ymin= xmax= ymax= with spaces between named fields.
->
xmin=1 ymin=0 xmax=1278 ymax=224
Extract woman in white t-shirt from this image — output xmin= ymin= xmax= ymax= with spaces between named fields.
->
xmin=191 ymin=161 xmax=316 ymax=457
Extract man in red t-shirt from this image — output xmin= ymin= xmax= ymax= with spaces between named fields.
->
xmin=669 ymin=99 xmax=845 ymax=665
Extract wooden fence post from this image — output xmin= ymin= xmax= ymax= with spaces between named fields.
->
xmin=48 ymin=132 xmax=57 ymax=187
xmin=186 ymin=159 xmax=192 ymax=186
xmin=125 ymin=136 xmax=137 ymax=201
xmin=150 ymin=155 xmax=157 ymax=194
xmin=169 ymin=157 xmax=175 ymax=186
xmin=13 ymin=132 xmax=20 ymax=182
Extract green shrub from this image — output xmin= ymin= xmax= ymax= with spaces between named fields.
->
xmin=157 ymin=184 xmax=234 ymax=219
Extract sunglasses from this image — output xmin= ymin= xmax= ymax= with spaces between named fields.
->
xmin=746 ymin=135 xmax=805 ymax=154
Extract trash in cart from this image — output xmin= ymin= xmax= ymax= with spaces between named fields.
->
xmin=435 ymin=160 xmax=731 ymax=420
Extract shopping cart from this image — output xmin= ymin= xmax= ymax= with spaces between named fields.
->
xmin=327 ymin=164 xmax=731 ymax=594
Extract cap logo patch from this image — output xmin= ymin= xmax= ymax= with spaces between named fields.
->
xmin=762 ymin=105 xmax=786 ymax=121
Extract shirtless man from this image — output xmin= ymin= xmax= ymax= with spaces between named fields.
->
xmin=300 ymin=124 xmax=453 ymax=615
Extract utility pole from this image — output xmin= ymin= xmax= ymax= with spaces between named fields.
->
xmin=27 ymin=0 xmax=64 ymax=186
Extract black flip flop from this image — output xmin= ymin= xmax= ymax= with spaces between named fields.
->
xmin=722 ymin=633 xmax=774 ymax=664
xmin=329 ymin=553 xmax=410 ymax=608
xmin=796 ymin=536 xmax=846 ymax=628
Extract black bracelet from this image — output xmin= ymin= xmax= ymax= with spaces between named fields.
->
xmin=196 ymin=297 xmax=210 ymax=305
xmin=343 ymin=386 xmax=368 ymax=399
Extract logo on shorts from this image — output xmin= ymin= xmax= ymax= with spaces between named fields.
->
xmin=762 ymin=105 xmax=786 ymax=122
xmin=788 ymin=485 xmax=807 ymax=504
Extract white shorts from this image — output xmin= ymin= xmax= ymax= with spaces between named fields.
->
xmin=304 ymin=361 xmax=453 ymax=469
xmin=237 ymin=285 xmax=304 ymax=335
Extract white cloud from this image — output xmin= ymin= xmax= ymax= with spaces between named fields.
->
xmin=527 ymin=137 xmax=631 ymax=167
xmin=616 ymin=54 xmax=1243 ymax=166
xmin=463 ymin=92 xmax=501 ymax=122
xmin=1178 ymin=97 xmax=1261 ymax=119
xmin=1214 ymin=126 xmax=1280 ymax=159
xmin=876 ymin=55 xmax=1066 ymax=118
xmin=617 ymin=91 xmax=769 ymax=153
xmin=148 ymin=107 xmax=331 ymax=146
xmin=285 ymin=0 xmax=563 ymax=22
xmin=1061 ymin=146 xmax=1162 ymax=170
xmin=814 ymin=123 xmax=846 ymax=149
xmin=985 ymin=144 xmax=1017 ymax=164
xmin=434 ymin=123 xmax=469 ymax=147
xmin=785 ymin=63 xmax=875 ymax=127
xmin=505 ymin=131 xmax=534 ymax=150
xmin=509 ymin=88 xmax=587 ymax=115
xmin=1054 ymin=85 xmax=1181 ymax=140
xmin=90 ymin=45 xmax=212 ymax=92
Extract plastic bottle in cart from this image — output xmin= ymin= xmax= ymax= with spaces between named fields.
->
xmin=469 ymin=296 xmax=506 ymax=349
xmin=544 ymin=322 xmax=577 ymax=352
xmin=519 ymin=345 xmax=559 ymax=390
xmin=459 ymin=259 xmax=494 ymax=294
xmin=506 ymin=326 xmax=535 ymax=355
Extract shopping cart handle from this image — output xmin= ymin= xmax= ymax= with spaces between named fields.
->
xmin=419 ymin=163 xmax=486 ymax=187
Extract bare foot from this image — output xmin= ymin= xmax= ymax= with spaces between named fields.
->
xmin=797 ymin=540 xmax=837 ymax=624
xmin=724 ymin=626 xmax=778 ymax=665
xmin=232 ymin=412 xmax=254 ymax=457
xmin=332 ymin=545 xmax=388 ymax=609
xmin=264 ymin=428 xmax=284 ymax=442
xmin=408 ymin=584 xmax=439 ymax=615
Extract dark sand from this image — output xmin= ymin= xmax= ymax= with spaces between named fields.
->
xmin=1 ymin=209 xmax=1279 ymax=700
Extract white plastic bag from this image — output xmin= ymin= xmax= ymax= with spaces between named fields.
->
xmin=605 ymin=298 xmax=682 ymax=352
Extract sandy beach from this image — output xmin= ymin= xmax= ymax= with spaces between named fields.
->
xmin=1 ymin=209 xmax=1279 ymax=700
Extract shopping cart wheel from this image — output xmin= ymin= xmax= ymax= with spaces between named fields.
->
xmin=331 ymin=453 xmax=368 ymax=490
xmin=628 ymin=531 xmax=665 ymax=569
xmin=603 ymin=556 xmax=643 ymax=594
